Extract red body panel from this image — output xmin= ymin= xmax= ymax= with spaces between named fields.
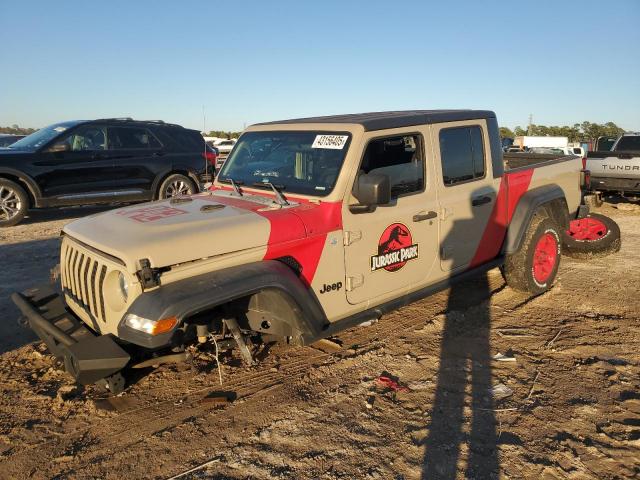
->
xmin=469 ymin=169 xmax=534 ymax=267
xmin=207 ymin=187 xmax=343 ymax=285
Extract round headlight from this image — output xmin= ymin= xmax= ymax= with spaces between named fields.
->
xmin=118 ymin=272 xmax=129 ymax=302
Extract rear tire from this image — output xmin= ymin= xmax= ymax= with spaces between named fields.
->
xmin=562 ymin=213 xmax=621 ymax=259
xmin=502 ymin=215 xmax=561 ymax=295
xmin=0 ymin=178 xmax=29 ymax=227
xmin=158 ymin=174 xmax=197 ymax=199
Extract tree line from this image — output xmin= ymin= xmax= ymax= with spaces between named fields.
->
xmin=204 ymin=130 xmax=241 ymax=139
xmin=2 ymin=121 xmax=629 ymax=143
xmin=499 ymin=121 xmax=626 ymax=142
xmin=0 ymin=124 xmax=37 ymax=135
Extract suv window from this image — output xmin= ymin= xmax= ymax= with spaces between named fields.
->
xmin=61 ymin=125 xmax=107 ymax=151
xmin=439 ymin=126 xmax=485 ymax=185
xmin=360 ymin=134 xmax=424 ymax=197
xmin=615 ymin=136 xmax=640 ymax=151
xmin=109 ymin=127 xmax=161 ymax=149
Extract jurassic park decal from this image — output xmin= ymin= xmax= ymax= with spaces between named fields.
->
xmin=371 ymin=223 xmax=419 ymax=272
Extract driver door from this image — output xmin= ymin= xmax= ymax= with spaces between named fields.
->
xmin=342 ymin=130 xmax=441 ymax=306
xmin=40 ymin=124 xmax=116 ymax=200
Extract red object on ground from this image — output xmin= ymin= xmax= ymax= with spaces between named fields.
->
xmin=566 ymin=217 xmax=609 ymax=241
xmin=376 ymin=376 xmax=410 ymax=392
xmin=532 ymin=232 xmax=558 ymax=283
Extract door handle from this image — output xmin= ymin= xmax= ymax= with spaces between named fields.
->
xmin=413 ymin=211 xmax=438 ymax=222
xmin=471 ymin=195 xmax=492 ymax=207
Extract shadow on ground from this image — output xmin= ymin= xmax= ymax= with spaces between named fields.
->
xmin=19 ymin=205 xmax=114 ymax=225
xmin=0 ymin=238 xmax=62 ymax=353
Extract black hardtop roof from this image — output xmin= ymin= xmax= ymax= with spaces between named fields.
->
xmin=256 ymin=110 xmax=496 ymax=132
xmin=84 ymin=118 xmax=190 ymax=129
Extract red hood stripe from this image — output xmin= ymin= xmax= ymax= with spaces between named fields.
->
xmin=201 ymin=190 xmax=343 ymax=286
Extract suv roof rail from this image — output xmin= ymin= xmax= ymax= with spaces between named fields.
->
xmin=94 ymin=117 xmax=134 ymax=121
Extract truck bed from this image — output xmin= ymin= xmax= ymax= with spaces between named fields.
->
xmin=502 ymin=152 xmax=583 ymax=219
xmin=504 ymin=152 xmax=577 ymax=171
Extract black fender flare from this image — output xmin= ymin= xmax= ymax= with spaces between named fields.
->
xmin=118 ymin=261 xmax=328 ymax=348
xmin=0 ymin=167 xmax=42 ymax=206
xmin=504 ymin=184 xmax=568 ymax=254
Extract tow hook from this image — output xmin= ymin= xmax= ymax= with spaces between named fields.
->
xmin=136 ymin=258 xmax=161 ymax=289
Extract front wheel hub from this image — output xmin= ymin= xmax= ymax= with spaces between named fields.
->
xmin=533 ymin=232 xmax=558 ymax=284
xmin=0 ymin=186 xmax=21 ymax=220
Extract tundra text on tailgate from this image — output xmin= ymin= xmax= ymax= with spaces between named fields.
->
xmin=13 ymin=110 xmax=587 ymax=393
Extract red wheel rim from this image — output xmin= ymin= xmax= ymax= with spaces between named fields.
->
xmin=566 ymin=218 xmax=608 ymax=241
xmin=533 ymin=233 xmax=558 ymax=284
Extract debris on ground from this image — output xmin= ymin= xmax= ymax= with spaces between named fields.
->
xmin=376 ymin=375 xmax=410 ymax=393
xmin=492 ymin=352 xmax=517 ymax=362
xmin=490 ymin=383 xmax=514 ymax=401
xmin=310 ymin=338 xmax=343 ymax=353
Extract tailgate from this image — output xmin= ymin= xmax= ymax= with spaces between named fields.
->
xmin=586 ymin=152 xmax=640 ymax=179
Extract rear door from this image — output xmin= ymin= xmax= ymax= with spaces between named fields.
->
xmin=342 ymin=130 xmax=441 ymax=305
xmin=107 ymin=125 xmax=165 ymax=200
xmin=431 ymin=121 xmax=502 ymax=272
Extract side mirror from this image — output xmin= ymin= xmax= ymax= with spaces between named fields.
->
xmin=351 ymin=173 xmax=391 ymax=211
xmin=47 ymin=142 xmax=69 ymax=153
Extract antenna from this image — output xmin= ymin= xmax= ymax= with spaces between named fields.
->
xmin=528 ymin=114 xmax=533 ymax=136
xmin=202 ymin=105 xmax=210 ymax=183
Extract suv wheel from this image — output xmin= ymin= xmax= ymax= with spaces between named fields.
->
xmin=159 ymin=174 xmax=197 ymax=199
xmin=0 ymin=179 xmax=29 ymax=227
xmin=501 ymin=215 xmax=561 ymax=295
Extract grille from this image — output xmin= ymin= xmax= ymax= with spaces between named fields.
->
xmin=60 ymin=239 xmax=110 ymax=325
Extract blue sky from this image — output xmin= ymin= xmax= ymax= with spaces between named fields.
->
xmin=1 ymin=0 xmax=639 ymax=132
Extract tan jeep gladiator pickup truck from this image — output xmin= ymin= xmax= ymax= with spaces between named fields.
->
xmin=13 ymin=110 xmax=587 ymax=393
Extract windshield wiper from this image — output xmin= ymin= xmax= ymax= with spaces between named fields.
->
xmin=252 ymin=182 xmax=289 ymax=206
xmin=220 ymin=177 xmax=243 ymax=196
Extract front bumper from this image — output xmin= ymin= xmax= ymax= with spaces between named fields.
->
xmin=12 ymin=286 xmax=130 ymax=385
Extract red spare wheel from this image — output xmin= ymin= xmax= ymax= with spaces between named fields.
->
xmin=562 ymin=213 xmax=621 ymax=258
xmin=567 ymin=217 xmax=609 ymax=241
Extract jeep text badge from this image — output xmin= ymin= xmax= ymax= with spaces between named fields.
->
xmin=371 ymin=223 xmax=419 ymax=272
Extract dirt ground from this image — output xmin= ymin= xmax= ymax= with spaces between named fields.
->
xmin=0 ymin=201 xmax=638 ymax=479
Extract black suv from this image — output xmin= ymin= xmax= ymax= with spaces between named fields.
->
xmin=0 ymin=118 xmax=215 ymax=226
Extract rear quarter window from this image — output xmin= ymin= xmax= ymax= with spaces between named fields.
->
xmin=615 ymin=136 xmax=640 ymax=151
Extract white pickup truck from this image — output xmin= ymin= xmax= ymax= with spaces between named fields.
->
xmin=586 ymin=133 xmax=640 ymax=196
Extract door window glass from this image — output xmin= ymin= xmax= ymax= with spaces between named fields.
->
xmin=439 ymin=126 xmax=485 ymax=185
xmin=360 ymin=134 xmax=424 ymax=198
xmin=109 ymin=127 xmax=161 ymax=149
xmin=61 ymin=126 xmax=107 ymax=151
xmin=615 ymin=136 xmax=640 ymax=151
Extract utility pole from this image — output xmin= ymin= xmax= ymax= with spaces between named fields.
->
xmin=527 ymin=114 xmax=533 ymax=135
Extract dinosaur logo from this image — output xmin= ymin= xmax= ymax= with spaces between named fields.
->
xmin=371 ymin=223 xmax=419 ymax=272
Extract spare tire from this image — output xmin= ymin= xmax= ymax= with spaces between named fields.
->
xmin=562 ymin=213 xmax=621 ymax=258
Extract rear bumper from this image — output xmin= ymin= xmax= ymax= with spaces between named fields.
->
xmin=11 ymin=287 xmax=130 ymax=385
xmin=591 ymin=176 xmax=640 ymax=194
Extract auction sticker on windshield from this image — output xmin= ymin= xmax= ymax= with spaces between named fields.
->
xmin=312 ymin=135 xmax=349 ymax=149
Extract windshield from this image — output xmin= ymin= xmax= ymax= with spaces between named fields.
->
xmin=218 ymin=131 xmax=351 ymax=196
xmin=7 ymin=121 xmax=82 ymax=151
